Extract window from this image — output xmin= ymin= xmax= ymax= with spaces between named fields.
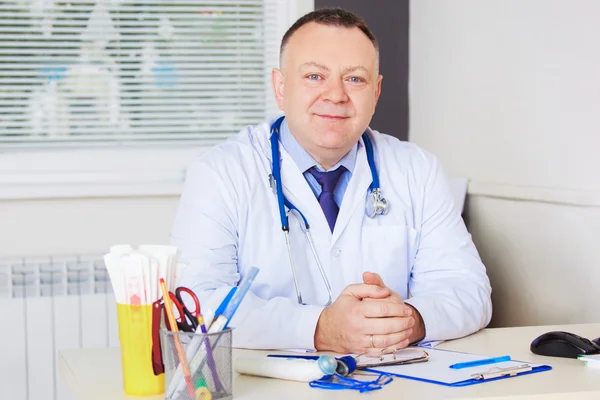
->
xmin=0 ymin=0 xmax=312 ymax=199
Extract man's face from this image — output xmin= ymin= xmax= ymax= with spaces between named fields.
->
xmin=272 ymin=22 xmax=382 ymax=166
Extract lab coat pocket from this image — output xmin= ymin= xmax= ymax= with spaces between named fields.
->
xmin=361 ymin=225 xmax=418 ymax=299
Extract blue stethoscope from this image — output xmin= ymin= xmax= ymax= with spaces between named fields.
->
xmin=269 ymin=116 xmax=389 ymax=306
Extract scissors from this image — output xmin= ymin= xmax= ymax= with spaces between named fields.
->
xmin=155 ymin=287 xmax=203 ymax=333
xmin=151 ymin=286 xmax=204 ymax=375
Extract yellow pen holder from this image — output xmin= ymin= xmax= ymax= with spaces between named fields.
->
xmin=117 ymin=303 xmax=165 ymax=396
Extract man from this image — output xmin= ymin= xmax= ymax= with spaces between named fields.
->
xmin=171 ymin=8 xmax=492 ymax=354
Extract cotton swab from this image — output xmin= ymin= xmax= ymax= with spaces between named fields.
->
xmin=148 ymin=255 xmax=159 ymax=304
xmin=104 ymin=253 xmax=126 ymax=304
xmin=121 ymin=253 xmax=144 ymax=305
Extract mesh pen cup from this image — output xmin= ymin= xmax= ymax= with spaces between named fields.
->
xmin=161 ymin=328 xmax=233 ymax=400
xmin=116 ymin=303 xmax=165 ymax=396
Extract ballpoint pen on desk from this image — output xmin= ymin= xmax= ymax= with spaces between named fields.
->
xmin=166 ymin=267 xmax=260 ymax=398
xmin=470 ymin=364 xmax=532 ymax=380
xmin=159 ymin=278 xmax=197 ymax=399
xmin=449 ymin=355 xmax=512 ymax=369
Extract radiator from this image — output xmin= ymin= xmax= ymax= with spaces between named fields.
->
xmin=0 ymin=255 xmax=119 ymax=400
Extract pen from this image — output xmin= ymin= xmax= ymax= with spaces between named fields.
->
xmin=221 ymin=267 xmax=260 ymax=328
xmin=208 ymin=267 xmax=259 ymax=332
xmin=211 ymin=286 xmax=237 ymax=326
xmin=196 ymin=301 xmax=223 ymax=393
xmin=159 ymin=278 xmax=197 ymax=398
xmin=449 ymin=355 xmax=511 ymax=369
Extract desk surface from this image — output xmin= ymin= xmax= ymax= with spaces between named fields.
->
xmin=59 ymin=323 xmax=600 ymax=400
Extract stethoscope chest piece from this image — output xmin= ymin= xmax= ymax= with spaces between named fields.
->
xmin=365 ymin=188 xmax=388 ymax=218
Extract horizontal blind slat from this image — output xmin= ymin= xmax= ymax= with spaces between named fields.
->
xmin=0 ymin=27 xmax=269 ymax=35
xmin=0 ymin=97 xmax=264 ymax=106
xmin=1 ymin=123 xmax=259 ymax=135
xmin=0 ymin=48 xmax=264 ymax=55
xmin=0 ymin=21 xmax=265 ymax=29
xmin=0 ymin=75 xmax=263 ymax=83
xmin=0 ymin=5 xmax=264 ymax=13
xmin=1 ymin=111 xmax=265 ymax=121
xmin=1 ymin=105 xmax=263 ymax=113
xmin=0 ymin=133 xmax=230 ymax=143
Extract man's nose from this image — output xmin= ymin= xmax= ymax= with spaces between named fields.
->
xmin=321 ymin=78 xmax=349 ymax=104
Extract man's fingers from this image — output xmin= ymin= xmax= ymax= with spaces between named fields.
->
xmin=363 ymin=316 xmax=415 ymax=335
xmin=360 ymin=300 xmax=412 ymax=318
xmin=363 ymin=338 xmax=411 ymax=356
xmin=362 ymin=271 xmax=385 ymax=287
xmin=363 ymin=294 xmax=406 ymax=305
xmin=367 ymin=331 xmax=413 ymax=349
xmin=343 ymin=283 xmax=390 ymax=299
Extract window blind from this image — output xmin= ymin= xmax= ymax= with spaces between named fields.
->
xmin=0 ymin=0 xmax=283 ymax=144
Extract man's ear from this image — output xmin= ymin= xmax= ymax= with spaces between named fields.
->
xmin=271 ymin=68 xmax=285 ymax=110
xmin=374 ymin=74 xmax=383 ymax=106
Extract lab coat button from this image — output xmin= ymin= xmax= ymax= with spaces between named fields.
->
xmin=332 ymin=248 xmax=341 ymax=257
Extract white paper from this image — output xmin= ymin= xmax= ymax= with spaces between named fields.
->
xmin=419 ymin=340 xmax=444 ymax=348
xmin=278 ymin=348 xmax=317 ymax=354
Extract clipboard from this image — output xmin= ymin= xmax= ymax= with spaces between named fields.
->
xmin=355 ymin=347 xmax=430 ymax=368
xmin=363 ymin=348 xmax=552 ymax=387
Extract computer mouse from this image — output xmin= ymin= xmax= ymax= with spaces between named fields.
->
xmin=530 ymin=331 xmax=600 ymax=359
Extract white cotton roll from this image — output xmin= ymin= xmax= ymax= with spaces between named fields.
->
xmin=234 ymin=355 xmax=337 ymax=382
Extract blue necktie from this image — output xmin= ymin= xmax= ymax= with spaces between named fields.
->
xmin=308 ymin=166 xmax=346 ymax=232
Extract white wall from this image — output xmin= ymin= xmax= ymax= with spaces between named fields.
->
xmin=0 ymin=144 xmax=201 ymax=259
xmin=410 ymin=0 xmax=600 ymax=327
xmin=0 ymin=196 xmax=179 ymax=258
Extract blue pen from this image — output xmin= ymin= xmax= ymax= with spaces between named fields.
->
xmin=221 ymin=266 xmax=259 ymax=328
xmin=449 ymin=355 xmax=511 ymax=369
xmin=213 ymin=286 xmax=237 ymax=320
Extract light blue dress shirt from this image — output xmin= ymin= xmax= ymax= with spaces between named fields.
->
xmin=279 ymin=118 xmax=357 ymax=207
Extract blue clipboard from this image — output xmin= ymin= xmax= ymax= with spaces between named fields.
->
xmin=362 ymin=348 xmax=552 ymax=387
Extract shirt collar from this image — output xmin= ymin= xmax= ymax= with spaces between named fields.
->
xmin=279 ymin=118 xmax=357 ymax=173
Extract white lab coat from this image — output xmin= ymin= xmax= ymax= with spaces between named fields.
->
xmin=171 ymin=116 xmax=492 ymax=350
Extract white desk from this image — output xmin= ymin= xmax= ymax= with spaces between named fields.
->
xmin=59 ymin=323 xmax=600 ymax=400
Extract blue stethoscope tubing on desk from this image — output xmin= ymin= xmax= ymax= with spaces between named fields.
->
xmin=269 ymin=116 xmax=389 ymax=307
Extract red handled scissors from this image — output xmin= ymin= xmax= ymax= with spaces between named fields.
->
xmin=172 ymin=286 xmax=204 ymax=332
xmin=153 ymin=287 xmax=203 ymax=333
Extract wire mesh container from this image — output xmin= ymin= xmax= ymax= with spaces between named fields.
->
xmin=161 ymin=328 xmax=233 ymax=400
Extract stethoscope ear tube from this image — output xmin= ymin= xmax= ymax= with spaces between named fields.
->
xmin=270 ymin=116 xmax=288 ymax=230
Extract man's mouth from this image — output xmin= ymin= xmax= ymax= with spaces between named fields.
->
xmin=314 ymin=113 xmax=349 ymax=120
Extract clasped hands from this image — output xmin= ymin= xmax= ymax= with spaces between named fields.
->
xmin=314 ymin=272 xmax=425 ymax=355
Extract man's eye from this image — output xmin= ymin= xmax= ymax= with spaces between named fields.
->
xmin=307 ymin=74 xmax=321 ymax=80
xmin=348 ymin=76 xmax=364 ymax=83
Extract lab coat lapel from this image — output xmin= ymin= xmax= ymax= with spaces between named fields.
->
xmin=331 ymin=140 xmax=372 ymax=246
